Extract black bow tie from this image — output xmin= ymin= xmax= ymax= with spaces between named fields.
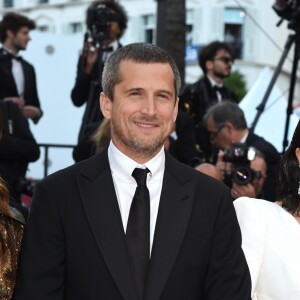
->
xmin=3 ymin=50 xmax=22 ymax=61
xmin=102 ymin=46 xmax=113 ymax=52
xmin=213 ymin=85 xmax=224 ymax=93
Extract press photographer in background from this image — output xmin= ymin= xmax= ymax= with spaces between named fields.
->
xmin=219 ymin=144 xmax=268 ymax=200
xmin=204 ymin=101 xmax=280 ymax=202
xmin=71 ymin=0 xmax=127 ymax=162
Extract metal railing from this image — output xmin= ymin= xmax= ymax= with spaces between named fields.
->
xmin=38 ymin=143 xmax=75 ymax=178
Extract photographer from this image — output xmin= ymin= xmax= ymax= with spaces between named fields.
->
xmin=204 ymin=101 xmax=280 ymax=202
xmin=71 ymin=0 xmax=127 ymax=162
xmin=219 ymin=148 xmax=268 ymax=200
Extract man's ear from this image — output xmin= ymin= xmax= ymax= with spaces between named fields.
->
xmin=6 ymin=29 xmax=14 ymax=39
xmin=205 ymin=60 xmax=213 ymax=72
xmin=100 ymin=92 xmax=112 ymax=120
xmin=295 ymin=148 xmax=300 ymax=164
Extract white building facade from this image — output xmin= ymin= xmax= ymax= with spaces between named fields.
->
xmin=1 ymin=0 xmax=299 ymax=177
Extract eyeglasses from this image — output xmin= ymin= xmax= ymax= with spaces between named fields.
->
xmin=209 ymin=124 xmax=224 ymax=140
xmin=213 ymin=56 xmax=234 ymax=64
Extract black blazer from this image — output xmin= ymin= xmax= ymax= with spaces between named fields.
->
xmin=180 ymin=76 xmax=238 ymax=161
xmin=13 ymin=150 xmax=251 ymax=300
xmin=0 ymin=100 xmax=40 ymax=201
xmin=0 ymin=48 xmax=42 ymax=123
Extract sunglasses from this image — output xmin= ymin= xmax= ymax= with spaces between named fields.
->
xmin=213 ymin=56 xmax=234 ymax=64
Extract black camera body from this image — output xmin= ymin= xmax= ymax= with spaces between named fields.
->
xmin=86 ymin=3 xmax=122 ymax=45
xmin=222 ymin=143 xmax=261 ymax=186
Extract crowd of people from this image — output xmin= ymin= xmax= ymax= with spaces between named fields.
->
xmin=0 ymin=0 xmax=299 ymax=299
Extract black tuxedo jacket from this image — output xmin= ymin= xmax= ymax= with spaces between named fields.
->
xmin=13 ymin=150 xmax=251 ymax=300
xmin=245 ymin=131 xmax=281 ymax=202
xmin=180 ymin=76 xmax=238 ymax=161
xmin=0 ymin=48 xmax=42 ymax=123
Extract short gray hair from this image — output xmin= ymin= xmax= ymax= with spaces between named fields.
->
xmin=102 ymin=42 xmax=181 ymax=100
xmin=203 ymin=101 xmax=247 ymax=130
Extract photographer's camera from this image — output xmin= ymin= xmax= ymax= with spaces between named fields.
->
xmin=222 ymin=143 xmax=261 ymax=186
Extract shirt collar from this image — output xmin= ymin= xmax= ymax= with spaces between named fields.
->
xmin=2 ymin=47 xmax=21 ymax=60
xmin=207 ymin=75 xmax=223 ymax=88
xmin=240 ymin=130 xmax=249 ymax=143
xmin=108 ymin=140 xmax=165 ymax=183
xmin=107 ymin=40 xmax=118 ymax=52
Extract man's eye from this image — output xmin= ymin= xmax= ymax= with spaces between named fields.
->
xmin=129 ymin=91 xmax=140 ymax=96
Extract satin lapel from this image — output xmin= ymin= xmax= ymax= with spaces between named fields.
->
xmin=0 ymin=57 xmax=18 ymax=95
xmin=77 ymin=153 xmax=137 ymax=300
xmin=145 ymin=153 xmax=194 ymax=300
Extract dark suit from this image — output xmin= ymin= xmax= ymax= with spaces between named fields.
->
xmin=246 ymin=131 xmax=281 ymax=202
xmin=0 ymin=101 xmax=40 ymax=201
xmin=0 ymin=48 xmax=42 ymax=124
xmin=14 ymin=149 xmax=251 ymax=300
xmin=169 ymin=111 xmax=197 ymax=166
xmin=71 ymin=44 xmax=122 ymax=145
xmin=180 ymin=76 xmax=238 ymax=161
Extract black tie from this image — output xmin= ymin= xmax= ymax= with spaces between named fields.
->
xmin=213 ymin=85 xmax=225 ymax=100
xmin=126 ymin=168 xmax=150 ymax=300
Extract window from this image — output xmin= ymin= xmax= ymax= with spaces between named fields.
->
xmin=69 ymin=22 xmax=83 ymax=34
xmin=37 ymin=25 xmax=49 ymax=32
xmin=4 ymin=0 xmax=13 ymax=7
xmin=143 ymin=15 xmax=155 ymax=43
xmin=224 ymin=8 xmax=245 ymax=59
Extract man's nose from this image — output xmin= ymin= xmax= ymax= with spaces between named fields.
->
xmin=141 ymin=96 xmax=157 ymax=116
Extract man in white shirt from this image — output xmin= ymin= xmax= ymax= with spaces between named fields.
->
xmin=14 ymin=43 xmax=251 ymax=300
xmin=0 ymin=12 xmax=42 ymax=123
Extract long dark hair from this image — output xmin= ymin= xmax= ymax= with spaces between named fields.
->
xmin=278 ymin=120 xmax=300 ymax=214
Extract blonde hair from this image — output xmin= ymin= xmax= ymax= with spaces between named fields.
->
xmin=91 ymin=119 xmax=111 ymax=153
xmin=0 ymin=177 xmax=11 ymax=216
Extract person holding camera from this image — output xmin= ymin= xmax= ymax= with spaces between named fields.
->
xmin=204 ymin=101 xmax=280 ymax=202
xmin=230 ymin=150 xmax=268 ymax=200
xmin=71 ymin=0 xmax=128 ymax=162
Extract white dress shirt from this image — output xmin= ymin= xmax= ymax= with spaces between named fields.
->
xmin=108 ymin=141 xmax=165 ymax=254
xmin=207 ymin=75 xmax=223 ymax=102
xmin=4 ymin=47 xmax=24 ymax=97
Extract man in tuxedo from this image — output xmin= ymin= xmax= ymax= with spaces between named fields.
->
xmin=180 ymin=41 xmax=238 ymax=162
xmin=204 ymin=101 xmax=280 ymax=202
xmin=14 ymin=43 xmax=251 ymax=300
xmin=0 ymin=12 xmax=42 ymax=124
xmin=71 ymin=0 xmax=128 ymax=162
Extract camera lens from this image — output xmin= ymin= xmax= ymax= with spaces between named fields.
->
xmin=232 ymin=166 xmax=253 ymax=185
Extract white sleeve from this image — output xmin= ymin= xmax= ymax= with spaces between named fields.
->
xmin=234 ymin=197 xmax=265 ymax=298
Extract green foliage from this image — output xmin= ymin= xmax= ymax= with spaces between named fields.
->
xmin=223 ymin=70 xmax=247 ymax=102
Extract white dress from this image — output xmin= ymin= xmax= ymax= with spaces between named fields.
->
xmin=234 ymin=197 xmax=300 ymax=300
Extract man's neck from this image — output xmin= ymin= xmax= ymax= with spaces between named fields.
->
xmin=207 ymin=73 xmax=222 ymax=85
xmin=233 ymin=129 xmax=249 ymax=143
xmin=3 ymin=42 xmax=19 ymax=55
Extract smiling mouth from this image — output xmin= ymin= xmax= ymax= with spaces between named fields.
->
xmin=134 ymin=122 xmax=158 ymax=129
